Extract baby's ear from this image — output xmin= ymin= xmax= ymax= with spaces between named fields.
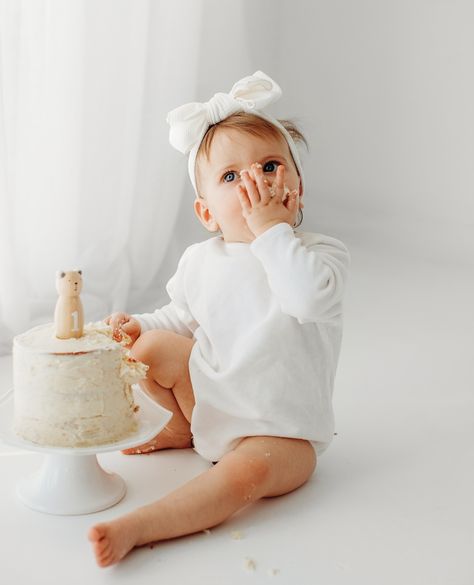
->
xmin=194 ymin=197 xmax=219 ymax=232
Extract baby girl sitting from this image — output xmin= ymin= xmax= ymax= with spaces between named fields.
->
xmin=88 ymin=71 xmax=350 ymax=567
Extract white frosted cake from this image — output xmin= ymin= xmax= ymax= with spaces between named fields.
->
xmin=13 ymin=321 xmax=148 ymax=448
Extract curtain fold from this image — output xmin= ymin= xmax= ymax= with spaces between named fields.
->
xmin=0 ymin=0 xmax=204 ymax=354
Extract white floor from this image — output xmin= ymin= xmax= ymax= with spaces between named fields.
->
xmin=0 ymin=242 xmax=473 ymax=584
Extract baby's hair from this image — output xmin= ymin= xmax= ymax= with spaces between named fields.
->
xmin=195 ymin=112 xmax=308 ymax=227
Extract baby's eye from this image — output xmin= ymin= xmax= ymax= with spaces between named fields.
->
xmin=263 ymin=161 xmax=279 ymax=173
xmin=223 ymin=171 xmax=238 ymax=183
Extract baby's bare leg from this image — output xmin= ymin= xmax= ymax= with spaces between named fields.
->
xmin=88 ymin=436 xmax=316 ymax=567
xmin=123 ymin=330 xmax=196 ymax=454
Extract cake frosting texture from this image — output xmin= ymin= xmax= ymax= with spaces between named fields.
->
xmin=13 ymin=322 xmax=148 ymax=447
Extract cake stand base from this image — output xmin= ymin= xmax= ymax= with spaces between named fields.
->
xmin=0 ymin=387 xmax=173 ymax=516
xmin=17 ymin=453 xmax=126 ymax=515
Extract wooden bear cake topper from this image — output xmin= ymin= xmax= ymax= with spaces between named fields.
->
xmin=54 ymin=269 xmax=84 ymax=339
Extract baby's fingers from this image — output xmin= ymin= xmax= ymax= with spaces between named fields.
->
xmin=252 ymin=163 xmax=271 ymax=203
xmin=105 ymin=315 xmax=120 ymax=328
xmin=240 ymin=169 xmax=259 ymax=205
xmin=269 ymin=164 xmax=286 ymax=201
xmin=287 ymin=189 xmax=299 ymax=212
xmin=112 ymin=314 xmax=127 ymax=328
xmin=237 ymin=184 xmax=251 ymax=213
xmin=276 ymin=164 xmax=285 ymax=191
xmin=107 ymin=312 xmax=129 ymax=337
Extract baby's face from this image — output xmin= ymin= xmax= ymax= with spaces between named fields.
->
xmin=194 ymin=128 xmax=302 ymax=243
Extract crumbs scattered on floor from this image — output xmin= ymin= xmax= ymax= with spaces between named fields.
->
xmin=200 ymin=528 xmax=280 ymax=576
xmin=243 ymin=557 xmax=280 ymax=576
xmin=231 ymin=530 xmax=244 ymax=540
xmin=244 ymin=557 xmax=257 ymax=571
xmin=267 ymin=568 xmax=280 ymax=576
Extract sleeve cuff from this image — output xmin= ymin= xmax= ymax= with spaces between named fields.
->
xmin=250 ymin=222 xmax=294 ymax=253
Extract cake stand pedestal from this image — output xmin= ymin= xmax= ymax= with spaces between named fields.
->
xmin=0 ymin=387 xmax=173 ymax=516
xmin=16 ymin=452 xmax=127 ymax=515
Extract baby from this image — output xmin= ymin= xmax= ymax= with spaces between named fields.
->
xmin=88 ymin=71 xmax=350 ymax=567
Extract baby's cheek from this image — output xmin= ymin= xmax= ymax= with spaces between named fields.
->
xmin=232 ymin=197 xmax=249 ymax=221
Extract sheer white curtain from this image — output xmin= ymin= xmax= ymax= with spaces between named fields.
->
xmin=0 ymin=0 xmax=204 ymax=354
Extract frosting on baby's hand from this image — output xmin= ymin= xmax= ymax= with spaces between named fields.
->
xmin=269 ymin=183 xmax=290 ymax=203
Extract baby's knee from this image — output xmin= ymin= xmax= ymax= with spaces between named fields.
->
xmin=219 ymin=450 xmax=272 ymax=504
xmin=131 ymin=330 xmax=193 ymax=385
xmin=131 ymin=329 xmax=174 ymax=364
xmin=218 ymin=437 xmax=317 ymax=501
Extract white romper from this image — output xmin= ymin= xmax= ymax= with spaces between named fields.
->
xmin=133 ymin=222 xmax=350 ymax=462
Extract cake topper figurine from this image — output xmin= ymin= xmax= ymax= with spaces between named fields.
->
xmin=54 ymin=269 xmax=84 ymax=339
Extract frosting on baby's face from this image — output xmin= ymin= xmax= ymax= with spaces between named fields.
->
xmin=194 ymin=128 xmax=301 ymax=243
xmin=269 ymin=182 xmax=290 ymax=203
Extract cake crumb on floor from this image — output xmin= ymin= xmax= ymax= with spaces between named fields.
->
xmin=267 ymin=568 xmax=280 ymax=576
xmin=244 ymin=557 xmax=256 ymax=571
xmin=231 ymin=530 xmax=244 ymax=540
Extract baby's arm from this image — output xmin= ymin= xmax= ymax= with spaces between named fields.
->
xmin=105 ymin=303 xmax=195 ymax=347
xmin=250 ymin=223 xmax=350 ymax=324
xmin=132 ymin=300 xmax=196 ymax=339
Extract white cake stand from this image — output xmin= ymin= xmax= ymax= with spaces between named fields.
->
xmin=0 ymin=387 xmax=172 ymax=516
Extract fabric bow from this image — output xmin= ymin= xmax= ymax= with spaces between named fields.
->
xmin=167 ymin=71 xmax=282 ymax=154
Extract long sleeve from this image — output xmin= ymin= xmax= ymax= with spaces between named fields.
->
xmin=250 ymin=222 xmax=350 ymax=324
xmin=132 ymin=245 xmax=199 ymax=338
xmin=132 ymin=301 xmax=197 ymax=338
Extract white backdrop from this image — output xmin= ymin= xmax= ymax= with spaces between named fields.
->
xmin=0 ymin=0 xmax=204 ymax=353
xmin=173 ymin=0 xmax=474 ymax=264
xmin=1 ymin=0 xmax=473 ymax=354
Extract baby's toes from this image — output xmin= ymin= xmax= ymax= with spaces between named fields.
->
xmin=98 ymin=548 xmax=115 ymax=567
xmin=121 ymin=446 xmax=142 ymax=455
xmin=88 ymin=524 xmax=107 ymax=543
xmin=121 ymin=445 xmax=150 ymax=455
xmin=88 ymin=524 xmax=112 ymax=562
xmin=96 ymin=539 xmax=111 ymax=562
xmin=122 ymin=439 xmax=159 ymax=455
xmin=97 ymin=555 xmax=112 ymax=568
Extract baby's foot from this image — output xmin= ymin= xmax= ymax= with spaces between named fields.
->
xmin=88 ymin=517 xmax=141 ymax=567
xmin=121 ymin=439 xmax=160 ymax=455
xmin=122 ymin=428 xmax=192 ymax=455
xmin=121 ymin=435 xmax=165 ymax=455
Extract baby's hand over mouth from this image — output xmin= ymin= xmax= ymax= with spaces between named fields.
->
xmin=237 ymin=163 xmax=300 ymax=238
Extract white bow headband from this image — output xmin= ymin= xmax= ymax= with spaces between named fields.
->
xmin=166 ymin=70 xmax=305 ymax=196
